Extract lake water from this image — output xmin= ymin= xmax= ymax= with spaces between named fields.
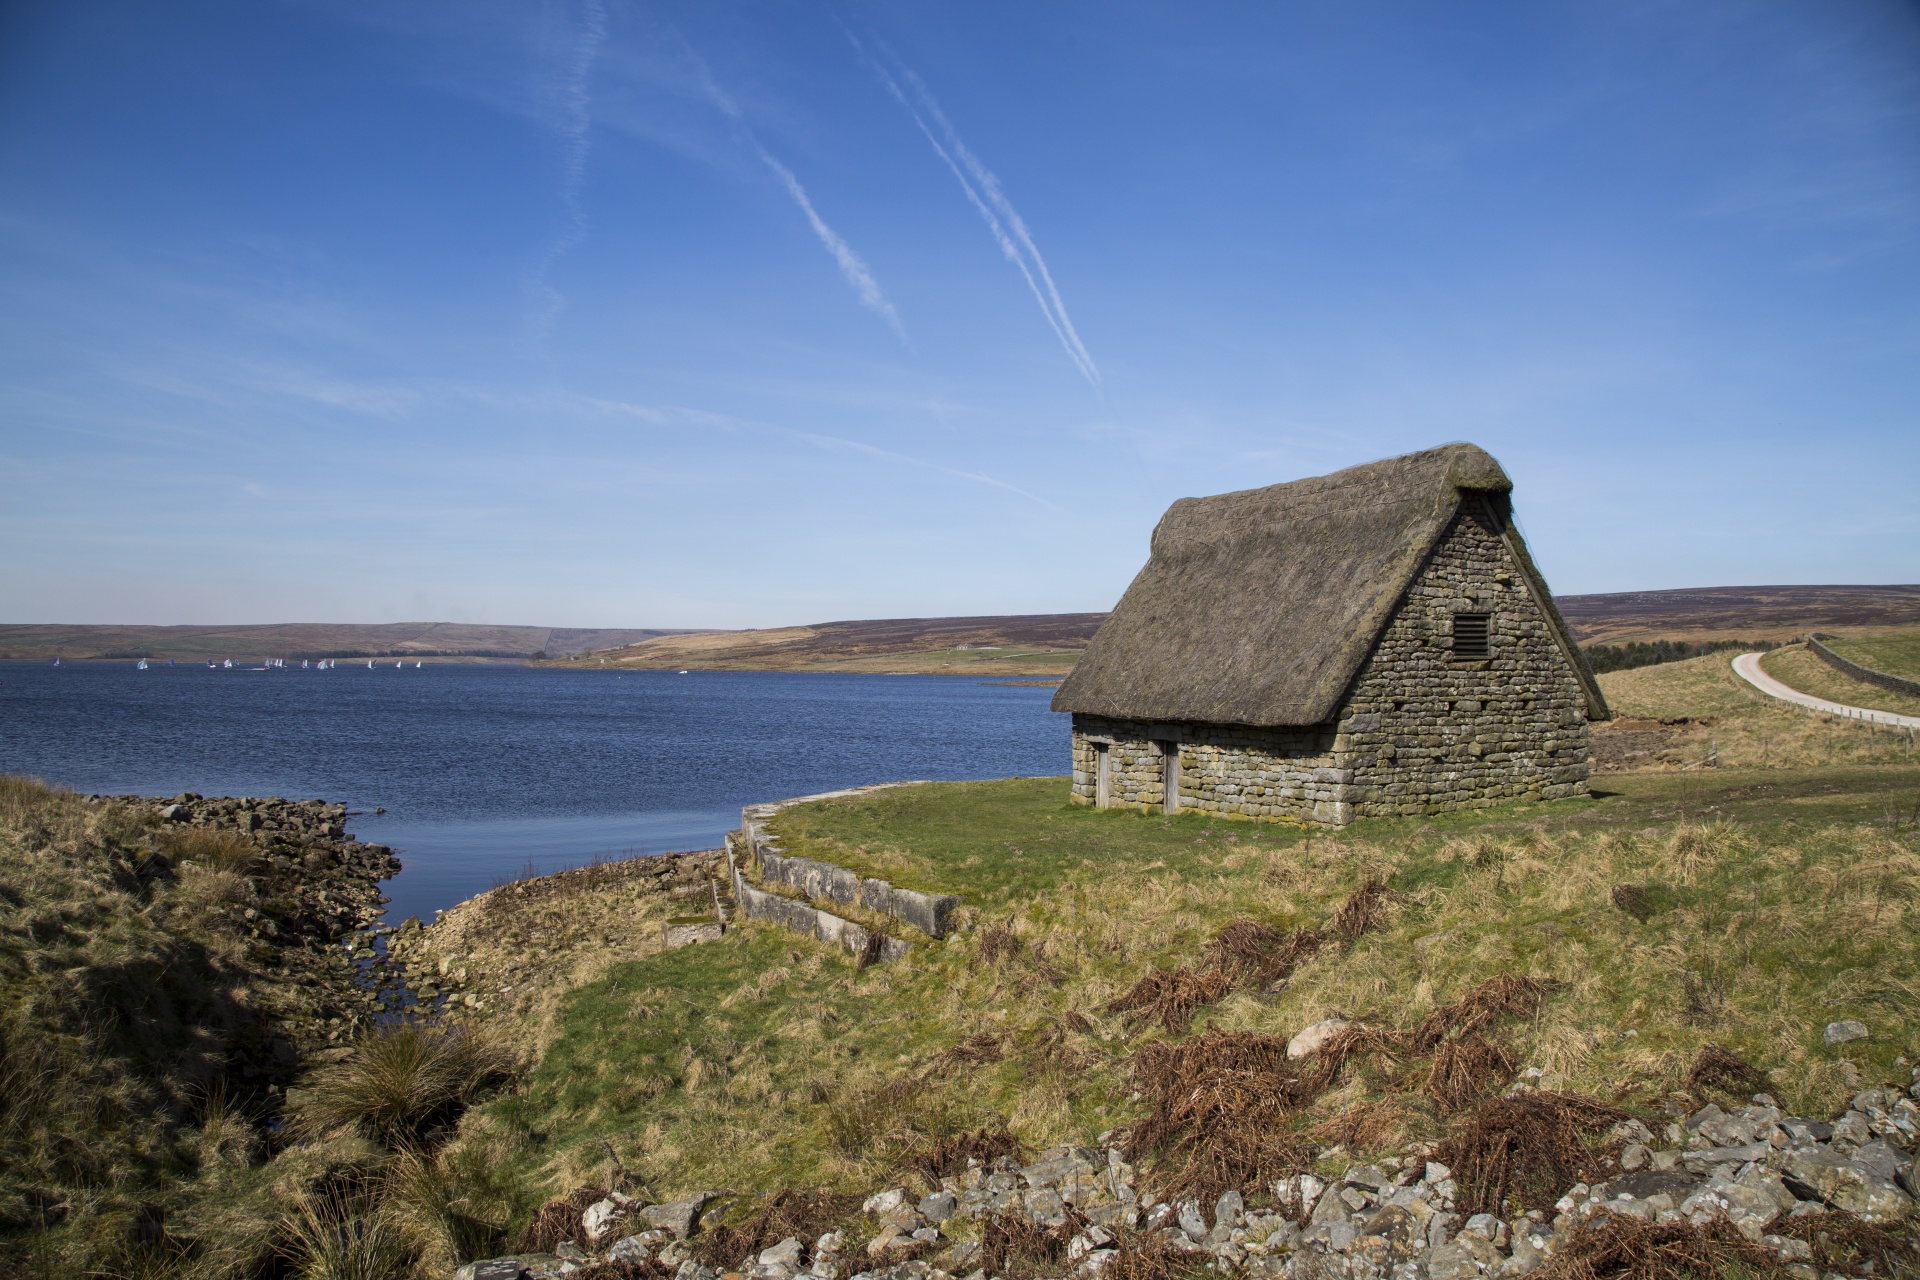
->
xmin=0 ymin=661 xmax=1069 ymax=921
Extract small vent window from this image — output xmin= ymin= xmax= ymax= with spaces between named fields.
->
xmin=1452 ymin=613 xmax=1491 ymax=659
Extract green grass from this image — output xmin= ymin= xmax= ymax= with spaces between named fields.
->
xmin=459 ymin=655 xmax=1920 ymax=1211
xmin=763 ymin=766 xmax=1920 ymax=905
xmin=478 ymin=754 xmax=1920 ymax=1209
xmin=1818 ymin=628 xmax=1920 ymax=683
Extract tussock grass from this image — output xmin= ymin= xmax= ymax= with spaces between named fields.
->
xmin=158 ymin=825 xmax=262 ymax=873
xmin=290 ymin=1024 xmax=518 ymax=1149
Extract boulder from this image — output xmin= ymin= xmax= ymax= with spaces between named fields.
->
xmin=582 ymin=1198 xmax=629 ymax=1245
xmin=607 ymin=1236 xmax=652 ymax=1263
xmin=760 ymin=1238 xmax=805 ymax=1268
xmin=1781 ymin=1146 xmax=1914 ymax=1222
xmin=455 ymin=1262 xmax=527 ymax=1280
xmin=863 ymin=1188 xmax=910 ymax=1217
xmin=1288 ymin=1019 xmax=1351 ymax=1060
xmin=1825 ymin=1020 xmax=1869 ymax=1045
xmin=642 ymin=1194 xmax=715 ymax=1239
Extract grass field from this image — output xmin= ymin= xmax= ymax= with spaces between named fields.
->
xmin=1762 ymin=644 xmax=1920 ymax=719
xmin=420 ymin=651 xmax=1920 ymax=1217
xmin=1599 ymin=650 xmax=1918 ymax=768
xmin=17 ymin=643 xmax=1920 ymax=1276
xmin=1820 ymin=629 xmax=1920 ymax=683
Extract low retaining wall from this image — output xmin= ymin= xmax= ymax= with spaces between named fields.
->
xmin=756 ymin=850 xmax=960 ymax=939
xmin=730 ymin=863 xmax=911 ymax=963
xmin=1809 ymin=635 xmax=1920 ymax=700
xmin=737 ymin=783 xmax=961 ymax=940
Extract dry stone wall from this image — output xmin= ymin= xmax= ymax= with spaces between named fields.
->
xmin=1068 ymin=503 xmax=1594 ymax=826
xmin=1336 ymin=505 xmax=1593 ymax=816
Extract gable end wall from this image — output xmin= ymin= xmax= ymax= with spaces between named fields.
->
xmin=1333 ymin=503 xmax=1593 ymax=816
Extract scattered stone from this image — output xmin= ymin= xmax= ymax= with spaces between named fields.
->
xmin=1826 ymin=1020 xmax=1869 ymax=1045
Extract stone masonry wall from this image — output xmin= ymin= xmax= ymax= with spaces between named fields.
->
xmin=1070 ymin=719 xmax=1345 ymax=823
xmin=1067 ymin=502 xmax=1593 ymax=825
xmin=1334 ymin=504 xmax=1593 ymax=817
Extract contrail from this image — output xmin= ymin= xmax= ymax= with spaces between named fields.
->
xmin=756 ymin=149 xmax=905 ymax=338
xmin=851 ymin=34 xmax=1099 ymax=388
xmin=528 ymin=0 xmax=609 ymax=343
xmin=684 ymin=41 xmax=905 ymax=339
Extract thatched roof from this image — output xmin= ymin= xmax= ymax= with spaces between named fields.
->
xmin=1052 ymin=443 xmax=1609 ymax=727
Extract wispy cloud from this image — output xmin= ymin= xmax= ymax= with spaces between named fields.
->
xmin=849 ymin=33 xmax=1099 ymax=388
xmin=681 ymin=43 xmax=905 ymax=339
xmin=573 ymin=393 xmax=1055 ymax=509
xmin=526 ymin=0 xmax=608 ymax=344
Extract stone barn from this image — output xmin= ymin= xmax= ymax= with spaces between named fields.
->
xmin=1051 ymin=443 xmax=1609 ymax=825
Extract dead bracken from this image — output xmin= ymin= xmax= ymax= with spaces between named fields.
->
xmin=1434 ymin=1091 xmax=1631 ymax=1217
xmin=1108 ymin=879 xmax=1400 ymax=1034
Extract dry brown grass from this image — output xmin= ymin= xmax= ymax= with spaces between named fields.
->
xmin=1682 ymin=1043 xmax=1769 ymax=1103
xmin=1774 ymin=1208 xmax=1920 ymax=1278
xmin=908 ymin=1124 xmax=1025 ymax=1191
xmin=156 ymin=825 xmax=260 ymax=873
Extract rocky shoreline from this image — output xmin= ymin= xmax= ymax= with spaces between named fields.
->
xmin=453 ymin=1073 xmax=1920 ymax=1280
xmin=90 ymin=790 xmax=404 ymax=1075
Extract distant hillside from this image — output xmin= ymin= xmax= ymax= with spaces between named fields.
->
xmin=1555 ymin=584 xmax=1920 ymax=644
xmin=578 ymin=613 xmax=1108 ymax=675
xmin=0 ymin=622 xmax=700 ymax=662
xmin=13 ymin=586 xmax=1914 ymax=668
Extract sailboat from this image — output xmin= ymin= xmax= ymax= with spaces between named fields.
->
xmin=223 ymin=659 xmax=233 ymax=669
xmin=415 ymin=661 xmax=422 ymax=669
xmin=168 ymin=658 xmax=174 ymax=667
xmin=207 ymin=659 xmax=216 ymax=669
xmin=51 ymin=657 xmax=59 ymax=666
xmin=136 ymin=658 xmax=149 ymax=670
xmin=367 ymin=659 xmax=374 ymax=669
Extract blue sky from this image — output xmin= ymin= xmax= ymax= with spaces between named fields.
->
xmin=2 ymin=1 xmax=1916 ymax=628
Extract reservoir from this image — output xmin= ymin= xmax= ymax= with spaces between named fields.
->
xmin=0 ymin=661 xmax=1069 ymax=922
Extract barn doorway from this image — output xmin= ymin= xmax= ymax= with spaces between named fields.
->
xmin=1093 ymin=742 xmax=1111 ymax=808
xmin=1157 ymin=740 xmax=1181 ymax=813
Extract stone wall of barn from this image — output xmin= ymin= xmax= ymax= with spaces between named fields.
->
xmin=1068 ymin=718 xmax=1345 ymax=823
xmin=1067 ymin=501 xmax=1594 ymax=825
xmin=1333 ymin=503 xmax=1594 ymax=816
